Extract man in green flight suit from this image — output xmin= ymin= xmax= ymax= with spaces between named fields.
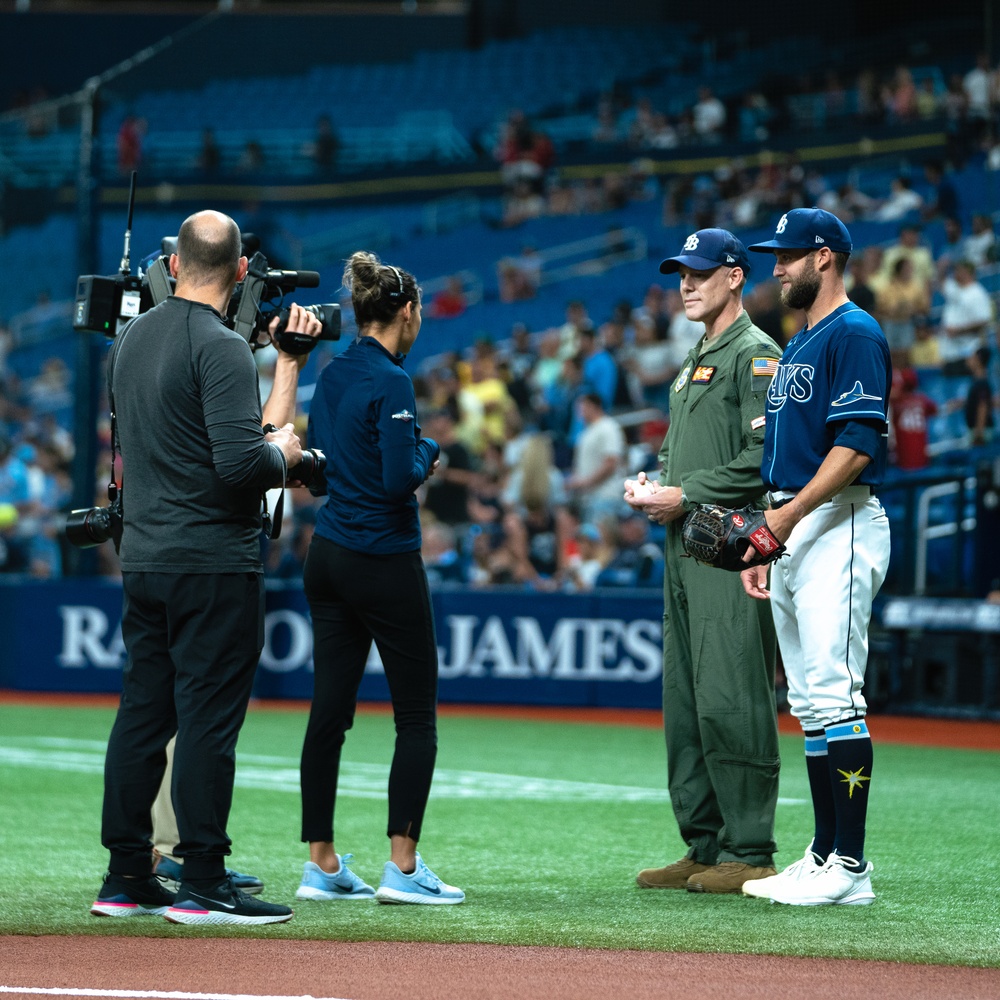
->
xmin=626 ymin=228 xmax=783 ymax=894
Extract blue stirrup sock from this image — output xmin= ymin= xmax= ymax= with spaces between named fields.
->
xmin=825 ymin=717 xmax=873 ymax=868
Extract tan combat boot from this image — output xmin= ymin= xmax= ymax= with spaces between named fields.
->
xmin=636 ymin=857 xmax=712 ymax=889
xmin=686 ymin=862 xmax=777 ymax=894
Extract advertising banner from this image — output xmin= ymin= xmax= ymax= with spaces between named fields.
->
xmin=0 ymin=580 xmax=665 ymax=709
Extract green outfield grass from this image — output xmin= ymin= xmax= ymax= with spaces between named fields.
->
xmin=0 ymin=701 xmax=997 ymax=965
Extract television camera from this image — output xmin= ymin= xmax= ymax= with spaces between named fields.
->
xmin=72 ymin=174 xmax=340 ymax=352
xmin=66 ymin=176 xmax=336 ymax=548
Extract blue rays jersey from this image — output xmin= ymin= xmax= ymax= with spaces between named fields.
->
xmin=762 ymin=303 xmax=891 ymax=491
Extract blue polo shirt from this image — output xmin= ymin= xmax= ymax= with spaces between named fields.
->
xmin=309 ymin=336 xmax=439 ymax=554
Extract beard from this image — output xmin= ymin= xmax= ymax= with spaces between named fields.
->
xmin=781 ymin=257 xmax=821 ymax=310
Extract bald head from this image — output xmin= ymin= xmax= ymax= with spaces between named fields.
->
xmin=174 ymin=210 xmax=243 ymax=290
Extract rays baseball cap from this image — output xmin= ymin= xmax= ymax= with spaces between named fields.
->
xmin=659 ymin=228 xmax=751 ymax=275
xmin=748 ymin=208 xmax=853 ymax=254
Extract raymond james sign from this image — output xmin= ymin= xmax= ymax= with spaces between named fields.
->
xmin=2 ymin=581 xmax=664 ymax=709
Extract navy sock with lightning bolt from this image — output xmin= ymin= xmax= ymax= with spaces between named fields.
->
xmin=826 ymin=717 xmax=873 ymax=868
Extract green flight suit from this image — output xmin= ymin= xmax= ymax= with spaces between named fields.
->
xmin=657 ymin=311 xmax=782 ymax=866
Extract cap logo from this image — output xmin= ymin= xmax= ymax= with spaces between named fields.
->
xmin=726 ymin=254 xmax=735 ymax=262
xmin=815 ymin=235 xmax=825 ymax=244
xmin=683 ymin=233 xmax=700 ymax=252
xmin=775 ymin=213 xmax=789 ymax=234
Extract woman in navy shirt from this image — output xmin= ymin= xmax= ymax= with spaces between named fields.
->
xmin=296 ymin=252 xmax=464 ymax=906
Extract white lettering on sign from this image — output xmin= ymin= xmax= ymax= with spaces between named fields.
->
xmin=258 ymin=610 xmax=313 ymax=673
xmin=57 ymin=606 xmax=125 ymax=669
xmin=55 ymin=606 xmax=663 ymax=684
xmin=438 ymin=615 xmax=661 ymax=682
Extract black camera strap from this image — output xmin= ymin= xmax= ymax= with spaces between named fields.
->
xmin=106 ymin=318 xmax=139 ymax=509
xmin=261 ymin=487 xmax=285 ymax=540
xmin=260 ymin=423 xmax=285 ymax=540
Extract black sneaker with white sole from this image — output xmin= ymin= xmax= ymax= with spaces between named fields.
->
xmin=164 ymin=875 xmax=293 ymax=926
xmin=91 ymin=872 xmax=175 ymax=918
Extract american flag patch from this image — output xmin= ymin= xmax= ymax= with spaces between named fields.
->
xmin=752 ymin=357 xmax=779 ymax=376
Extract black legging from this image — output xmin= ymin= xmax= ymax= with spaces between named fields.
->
xmin=300 ymin=535 xmax=439 ymax=844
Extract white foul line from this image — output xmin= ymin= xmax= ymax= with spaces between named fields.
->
xmin=0 ymin=990 xmax=352 ymax=1000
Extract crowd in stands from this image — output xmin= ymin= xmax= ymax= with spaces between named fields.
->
xmin=483 ymin=50 xmax=1000 ymax=237
xmin=216 ymin=209 xmax=1000 ymax=588
xmin=3 ymin=52 xmax=1000 ymax=584
xmin=3 ymin=198 xmax=999 ymax=584
xmin=10 ymin=37 xmax=1000 ymax=190
xmin=503 ymin=49 xmax=1000 ymax=163
xmin=0 ymin=329 xmax=75 ymax=578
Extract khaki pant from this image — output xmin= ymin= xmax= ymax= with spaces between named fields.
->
xmin=151 ymin=736 xmax=180 ymax=862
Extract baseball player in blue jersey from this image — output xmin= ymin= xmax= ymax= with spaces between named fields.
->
xmin=738 ymin=208 xmax=892 ymax=906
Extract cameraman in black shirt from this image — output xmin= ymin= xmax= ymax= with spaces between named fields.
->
xmin=91 ymin=210 xmax=315 ymax=926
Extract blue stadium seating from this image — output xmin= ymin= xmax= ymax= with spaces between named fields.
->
xmin=11 ymin=22 xmax=916 ymax=191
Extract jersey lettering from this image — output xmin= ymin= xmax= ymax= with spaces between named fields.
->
xmin=897 ymin=408 xmax=927 ymax=432
xmin=766 ymin=364 xmax=814 ymax=411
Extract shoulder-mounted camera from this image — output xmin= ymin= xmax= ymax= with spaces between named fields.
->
xmin=72 ymin=173 xmax=340 ymax=353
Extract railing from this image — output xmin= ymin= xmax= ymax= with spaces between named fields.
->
xmin=290 ymin=218 xmax=393 ymax=270
xmin=422 ymin=192 xmax=482 ymax=235
xmin=913 ymin=477 xmax=977 ymax=595
xmin=534 ymin=227 xmax=647 ymax=286
xmin=879 ymin=462 xmax=995 ymax=597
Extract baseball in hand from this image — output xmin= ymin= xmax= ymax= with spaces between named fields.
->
xmin=626 ymin=478 xmax=656 ymax=498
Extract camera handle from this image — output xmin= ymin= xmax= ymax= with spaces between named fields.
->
xmin=231 ymin=252 xmax=270 ymax=344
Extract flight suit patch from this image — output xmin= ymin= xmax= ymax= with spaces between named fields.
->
xmin=673 ymin=365 xmax=692 ymax=392
xmin=751 ymin=356 xmax=780 ymax=391
xmin=751 ymin=415 xmax=766 ymax=431
xmin=691 ymin=366 xmax=716 ymax=383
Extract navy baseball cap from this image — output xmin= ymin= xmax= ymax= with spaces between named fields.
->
xmin=748 ymin=208 xmax=853 ymax=255
xmin=659 ymin=228 xmax=751 ymax=276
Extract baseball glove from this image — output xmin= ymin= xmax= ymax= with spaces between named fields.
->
xmin=680 ymin=504 xmax=786 ymax=572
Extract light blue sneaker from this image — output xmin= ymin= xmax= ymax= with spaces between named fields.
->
xmin=374 ymin=852 xmax=465 ymax=905
xmin=295 ymin=854 xmax=375 ymax=901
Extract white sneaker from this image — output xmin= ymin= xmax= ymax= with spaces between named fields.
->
xmin=742 ymin=847 xmax=824 ymax=899
xmin=767 ymin=853 xmax=875 ymax=906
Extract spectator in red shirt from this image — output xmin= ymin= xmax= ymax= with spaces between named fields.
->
xmin=890 ymin=368 xmax=938 ymax=470
xmin=116 ymin=115 xmax=145 ymax=175
xmin=427 ymin=276 xmax=467 ymax=319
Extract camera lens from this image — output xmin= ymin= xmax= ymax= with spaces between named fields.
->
xmin=286 ymin=448 xmax=327 ymax=493
xmin=65 ymin=506 xmax=114 ymax=548
xmin=287 ymin=452 xmax=313 ymax=482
